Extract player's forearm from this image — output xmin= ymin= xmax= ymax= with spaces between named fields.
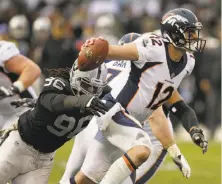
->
xmin=39 ymin=93 xmax=91 ymax=113
xmin=5 ymin=55 xmax=41 ymax=89
xmin=107 ymin=44 xmax=139 ymax=61
xmin=148 ymin=107 xmax=175 ymax=149
xmin=169 ymin=100 xmax=199 ymax=133
xmin=17 ymin=61 xmax=41 ymax=89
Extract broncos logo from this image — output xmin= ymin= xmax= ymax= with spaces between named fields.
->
xmin=162 ymin=14 xmax=188 ymax=27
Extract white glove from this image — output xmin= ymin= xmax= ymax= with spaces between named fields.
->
xmin=96 ymin=102 xmax=123 ymax=131
xmin=167 ymin=144 xmax=191 ymax=178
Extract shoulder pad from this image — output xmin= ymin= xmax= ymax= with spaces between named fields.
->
xmin=42 ymin=77 xmax=71 ymax=94
xmin=133 ymin=35 xmax=166 ymax=68
xmin=0 ymin=41 xmax=20 ymax=67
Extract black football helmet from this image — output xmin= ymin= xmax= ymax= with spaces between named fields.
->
xmin=160 ymin=8 xmax=206 ymax=52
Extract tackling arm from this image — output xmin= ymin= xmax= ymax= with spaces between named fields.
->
xmin=39 ymin=92 xmax=107 ymax=116
xmin=39 ymin=93 xmax=90 ymax=113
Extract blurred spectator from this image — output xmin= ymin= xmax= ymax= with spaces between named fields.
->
xmin=193 ymin=21 xmax=221 ymax=136
xmin=8 ymin=15 xmax=30 ymax=56
xmin=0 ymin=24 xmax=9 ymax=40
xmin=40 ymin=10 xmax=80 ymax=72
xmin=31 ymin=16 xmax=52 ymax=64
xmin=88 ymin=0 xmax=120 ymax=17
xmin=94 ymin=14 xmax=119 ymax=44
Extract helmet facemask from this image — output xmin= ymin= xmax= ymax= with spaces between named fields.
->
xmin=164 ymin=22 xmax=206 ymax=53
xmin=74 ymin=77 xmax=106 ymax=96
xmin=179 ymin=22 xmax=206 ymax=53
xmin=70 ymin=61 xmax=107 ymax=97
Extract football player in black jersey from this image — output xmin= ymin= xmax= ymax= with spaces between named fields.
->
xmin=0 ymin=61 xmax=108 ymax=184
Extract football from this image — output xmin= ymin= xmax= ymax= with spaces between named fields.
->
xmin=78 ymin=38 xmax=109 ymax=71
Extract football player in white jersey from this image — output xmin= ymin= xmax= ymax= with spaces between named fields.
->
xmin=72 ymin=8 xmax=208 ymax=184
xmin=0 ymin=41 xmax=41 ymax=129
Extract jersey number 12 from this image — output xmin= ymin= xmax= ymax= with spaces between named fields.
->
xmin=147 ymin=82 xmax=174 ymax=110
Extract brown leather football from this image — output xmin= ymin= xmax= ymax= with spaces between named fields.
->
xmin=78 ymin=38 xmax=109 ymax=71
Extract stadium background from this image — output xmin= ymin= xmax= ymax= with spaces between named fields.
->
xmin=0 ymin=0 xmax=220 ymax=183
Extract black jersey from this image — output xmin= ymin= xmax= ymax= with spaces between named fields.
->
xmin=18 ymin=77 xmax=93 ymax=153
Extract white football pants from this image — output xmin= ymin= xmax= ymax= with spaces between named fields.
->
xmin=60 ymin=117 xmax=170 ymax=184
xmin=0 ymin=130 xmax=55 ymax=184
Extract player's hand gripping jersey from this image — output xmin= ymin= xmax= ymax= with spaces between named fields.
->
xmin=110 ymin=34 xmax=195 ymax=123
xmin=18 ymin=77 xmax=99 ymax=153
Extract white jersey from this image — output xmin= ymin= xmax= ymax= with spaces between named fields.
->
xmin=0 ymin=41 xmax=20 ymax=70
xmin=110 ymin=34 xmax=195 ymax=123
xmin=105 ymin=60 xmax=131 ymax=88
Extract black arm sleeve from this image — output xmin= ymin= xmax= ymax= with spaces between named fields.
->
xmin=39 ymin=92 xmax=92 ymax=113
xmin=169 ymin=100 xmax=199 ymax=132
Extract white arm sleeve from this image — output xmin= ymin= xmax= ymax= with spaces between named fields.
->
xmin=0 ymin=41 xmax=20 ymax=69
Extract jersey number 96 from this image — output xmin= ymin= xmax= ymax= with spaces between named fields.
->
xmin=47 ymin=115 xmax=92 ymax=139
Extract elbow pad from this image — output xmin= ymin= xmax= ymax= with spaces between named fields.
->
xmin=170 ymin=100 xmax=199 ymax=132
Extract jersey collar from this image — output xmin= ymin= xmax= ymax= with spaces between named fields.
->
xmin=164 ymin=42 xmax=188 ymax=79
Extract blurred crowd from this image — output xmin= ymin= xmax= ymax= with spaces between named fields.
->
xmin=0 ymin=0 xmax=220 ymax=139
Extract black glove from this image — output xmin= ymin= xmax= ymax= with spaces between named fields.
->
xmin=190 ymin=127 xmax=208 ymax=154
xmin=83 ymin=96 xmax=108 ymax=117
xmin=0 ymin=85 xmax=19 ymax=99
xmin=11 ymin=98 xmax=37 ymax=108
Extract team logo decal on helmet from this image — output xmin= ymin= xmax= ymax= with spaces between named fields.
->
xmin=160 ymin=8 xmax=206 ymax=53
xmin=162 ymin=14 xmax=189 ymax=27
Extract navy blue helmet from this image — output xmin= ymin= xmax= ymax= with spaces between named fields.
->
xmin=160 ymin=8 xmax=206 ymax=52
xmin=118 ymin=32 xmax=142 ymax=45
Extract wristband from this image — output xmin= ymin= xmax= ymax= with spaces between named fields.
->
xmin=13 ymin=81 xmax=25 ymax=93
xmin=167 ymin=144 xmax=181 ymax=158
